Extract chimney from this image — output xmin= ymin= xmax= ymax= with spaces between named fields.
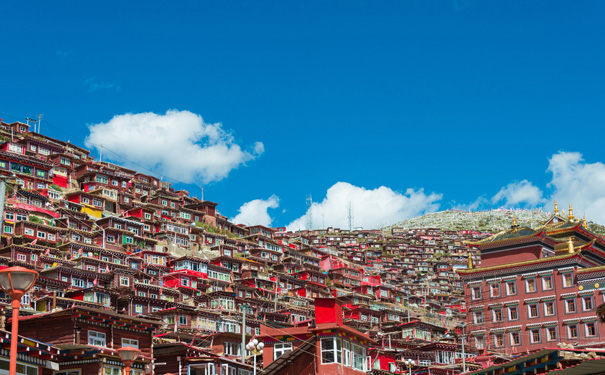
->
xmin=314 ymin=298 xmax=343 ymax=325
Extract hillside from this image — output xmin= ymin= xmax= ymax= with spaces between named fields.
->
xmin=388 ymin=209 xmax=605 ymax=235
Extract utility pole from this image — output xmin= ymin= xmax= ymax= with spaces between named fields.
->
xmin=37 ymin=114 xmax=43 ymax=134
xmin=241 ymin=305 xmax=247 ymax=364
xmin=306 ymin=195 xmax=313 ymax=230
xmin=348 ymin=201 xmax=353 ymax=231
xmin=274 ymin=276 xmax=279 ymax=311
xmin=461 ymin=324 xmax=466 ymax=373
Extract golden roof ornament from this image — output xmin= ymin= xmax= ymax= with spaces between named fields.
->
xmin=512 ymin=216 xmax=518 ymax=229
xmin=582 ymin=215 xmax=587 ymax=227
xmin=554 ymin=200 xmax=559 ymax=215
xmin=568 ymin=237 xmax=574 ymax=254
xmin=569 ymin=204 xmax=575 ymax=221
xmin=468 ymin=253 xmax=474 ymax=269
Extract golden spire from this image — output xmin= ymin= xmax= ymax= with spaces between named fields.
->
xmin=554 ymin=200 xmax=559 ymax=215
xmin=568 ymin=237 xmax=575 ymax=254
xmin=582 ymin=215 xmax=587 ymax=227
xmin=568 ymin=204 xmax=575 ymax=221
xmin=468 ymin=253 xmax=474 ymax=269
xmin=512 ymin=216 xmax=518 ymax=228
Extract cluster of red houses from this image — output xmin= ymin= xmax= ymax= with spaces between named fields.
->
xmin=1 ymin=119 xmax=601 ymax=375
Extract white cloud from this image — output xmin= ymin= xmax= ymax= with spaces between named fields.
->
xmin=491 ymin=180 xmax=545 ymax=207
xmin=547 ymin=151 xmax=605 ymax=223
xmin=231 ymin=195 xmax=280 ymax=226
xmin=286 ymin=182 xmax=442 ymax=230
xmin=84 ymin=110 xmax=264 ymax=184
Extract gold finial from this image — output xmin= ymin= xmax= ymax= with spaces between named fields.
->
xmin=568 ymin=237 xmax=575 ymax=254
xmin=554 ymin=200 xmax=559 ymax=215
xmin=512 ymin=216 xmax=518 ymax=228
xmin=468 ymin=253 xmax=474 ymax=269
xmin=569 ymin=204 xmax=575 ymax=221
xmin=582 ymin=215 xmax=587 ymax=227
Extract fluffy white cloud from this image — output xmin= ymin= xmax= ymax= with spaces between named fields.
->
xmin=491 ymin=180 xmax=545 ymax=207
xmin=547 ymin=151 xmax=605 ymax=223
xmin=84 ymin=110 xmax=263 ymax=183
xmin=231 ymin=195 xmax=280 ymax=226
xmin=286 ymin=182 xmax=442 ymax=230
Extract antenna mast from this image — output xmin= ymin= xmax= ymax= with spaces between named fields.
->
xmin=348 ymin=201 xmax=354 ymax=231
xmin=306 ymin=195 xmax=313 ymax=230
xmin=37 ymin=114 xmax=43 ymax=134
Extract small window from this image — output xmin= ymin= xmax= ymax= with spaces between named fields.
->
xmin=585 ymin=322 xmax=597 ymax=337
xmin=562 ymin=273 xmax=573 ymax=288
xmin=565 ymin=299 xmax=576 ymax=313
xmin=546 ymin=327 xmax=557 ymax=341
xmin=542 ymin=276 xmax=553 ymax=290
xmin=568 ymin=324 xmax=579 ymax=339
xmin=529 ymin=329 xmax=541 ymax=343
xmin=274 ymin=342 xmax=293 ymax=359
xmin=526 ymin=279 xmax=536 ymax=293
xmin=135 ymin=305 xmax=143 ymax=314
xmin=88 ymin=330 xmax=106 ymax=347
xmin=122 ymin=338 xmax=139 ymax=348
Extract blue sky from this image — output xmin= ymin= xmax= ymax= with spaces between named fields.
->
xmin=2 ymin=1 xmax=605 ymax=229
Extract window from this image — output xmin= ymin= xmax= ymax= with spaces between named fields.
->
xmin=473 ymin=311 xmax=484 ymax=324
xmin=17 ymin=253 xmax=27 ymax=262
xmin=224 ymin=342 xmax=241 ymax=356
xmin=274 ymin=343 xmax=293 ymax=359
xmin=107 ymin=235 xmax=115 ymax=243
xmin=179 ymin=315 xmax=187 ymax=325
xmin=135 ymin=304 xmax=143 ymax=313
xmin=352 ymin=343 xmax=366 ymax=371
xmin=96 ymin=175 xmax=109 ymax=184
xmin=526 ymin=279 xmax=536 ymax=293
xmin=568 ymin=324 xmax=578 ymax=339
xmin=5 ymin=212 xmax=14 ymax=220
xmin=343 ymin=341 xmax=351 ymax=366
xmin=37 ymin=231 xmax=46 ymax=239
xmin=506 ymin=281 xmax=517 ymax=295
xmin=544 ymin=301 xmax=555 ymax=316
xmin=530 ymin=329 xmax=541 ymax=343
xmin=120 ymin=276 xmax=129 ymax=286
xmin=562 ymin=273 xmax=573 ymax=288
xmin=508 ymin=306 xmax=519 ymax=321
xmin=528 ymin=304 xmax=539 ymax=318
xmin=88 ymin=330 xmax=106 ymax=347
xmin=104 ymin=366 xmax=120 ymax=375
xmin=321 ymin=337 xmax=342 ymax=364
xmin=489 ymin=283 xmax=500 ymax=297
xmin=510 ymin=332 xmax=521 ymax=346
xmin=494 ymin=333 xmax=505 ymax=348
xmin=145 ymin=213 xmax=152 ymax=219
xmin=471 ymin=286 xmax=481 ymax=300
xmin=582 ymin=296 xmax=594 ymax=311
xmin=474 ymin=336 xmax=485 ymax=350
xmin=565 ymin=299 xmax=576 ymax=313
xmin=585 ymin=322 xmax=597 ymax=337
xmin=546 ymin=327 xmax=557 ymax=341
xmin=492 ymin=308 xmax=503 ymax=322
xmin=3 ymin=225 xmax=12 ymax=234
xmin=24 ymin=228 xmax=34 ymax=236
xmin=542 ymin=276 xmax=553 ymax=290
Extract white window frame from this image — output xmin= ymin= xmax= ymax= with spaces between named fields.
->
xmin=88 ymin=330 xmax=106 ymax=347
xmin=320 ymin=337 xmax=342 ymax=364
xmin=274 ymin=342 xmax=293 ymax=360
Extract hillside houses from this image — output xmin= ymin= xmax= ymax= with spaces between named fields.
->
xmin=0 ymin=119 xmax=493 ymax=374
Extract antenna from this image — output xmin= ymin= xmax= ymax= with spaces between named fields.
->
xmin=306 ymin=195 xmax=313 ymax=230
xmin=348 ymin=201 xmax=354 ymax=231
xmin=26 ymin=117 xmax=37 ymax=132
xmin=37 ymin=114 xmax=43 ymax=134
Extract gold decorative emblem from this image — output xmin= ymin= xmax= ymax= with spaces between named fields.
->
xmin=578 ymin=285 xmax=584 ymax=291
xmin=596 ymin=283 xmax=600 ymax=289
